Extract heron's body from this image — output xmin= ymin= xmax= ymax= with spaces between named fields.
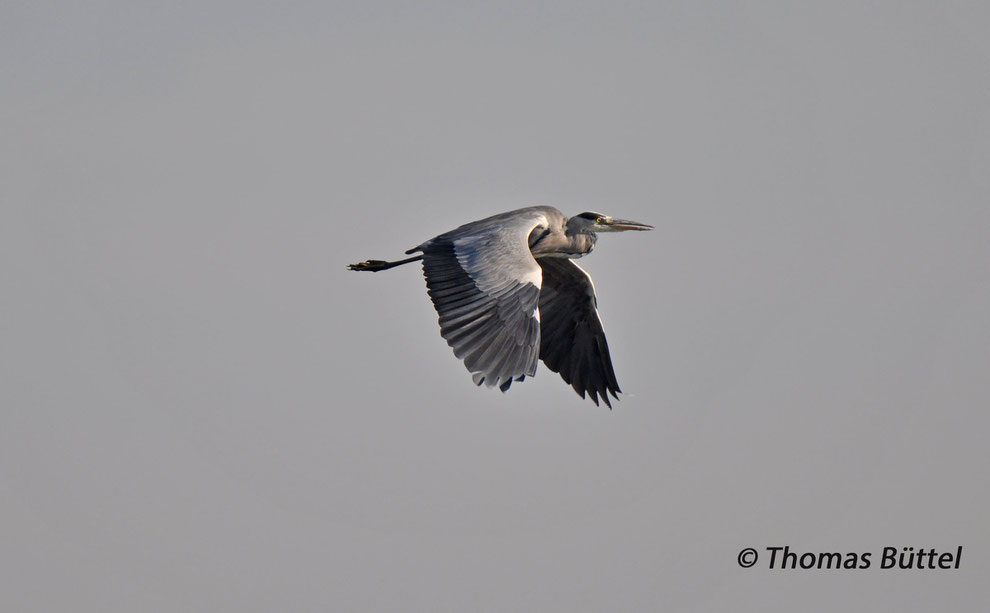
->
xmin=348 ymin=206 xmax=652 ymax=407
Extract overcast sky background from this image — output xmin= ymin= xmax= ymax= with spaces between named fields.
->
xmin=3 ymin=2 xmax=989 ymax=611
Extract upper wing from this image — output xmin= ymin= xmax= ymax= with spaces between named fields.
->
xmin=411 ymin=210 xmax=550 ymax=392
xmin=536 ymin=257 xmax=621 ymax=407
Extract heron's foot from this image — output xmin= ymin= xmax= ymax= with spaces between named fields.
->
xmin=348 ymin=259 xmax=389 ymax=272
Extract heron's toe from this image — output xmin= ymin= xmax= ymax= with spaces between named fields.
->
xmin=348 ymin=259 xmax=389 ymax=272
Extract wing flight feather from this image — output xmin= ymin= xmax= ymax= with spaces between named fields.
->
xmin=536 ymin=257 xmax=621 ymax=407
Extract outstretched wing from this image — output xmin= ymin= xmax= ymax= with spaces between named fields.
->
xmin=536 ymin=257 xmax=621 ymax=407
xmin=410 ymin=209 xmax=551 ymax=392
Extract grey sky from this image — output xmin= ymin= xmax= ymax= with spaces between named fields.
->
xmin=3 ymin=2 xmax=989 ymax=611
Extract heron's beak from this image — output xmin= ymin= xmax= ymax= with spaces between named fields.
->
xmin=607 ymin=218 xmax=654 ymax=232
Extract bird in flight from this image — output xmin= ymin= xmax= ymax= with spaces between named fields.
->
xmin=348 ymin=206 xmax=653 ymax=407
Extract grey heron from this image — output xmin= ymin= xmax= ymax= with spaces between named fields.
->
xmin=348 ymin=206 xmax=653 ymax=407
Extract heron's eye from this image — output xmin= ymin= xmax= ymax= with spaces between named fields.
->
xmin=596 ymin=217 xmax=604 ymax=224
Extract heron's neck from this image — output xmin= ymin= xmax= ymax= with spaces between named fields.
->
xmin=562 ymin=227 xmax=597 ymax=258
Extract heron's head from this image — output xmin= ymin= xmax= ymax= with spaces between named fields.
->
xmin=569 ymin=211 xmax=654 ymax=234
